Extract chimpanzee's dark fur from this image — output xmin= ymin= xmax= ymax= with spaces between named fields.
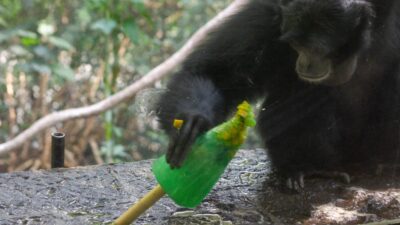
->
xmin=157 ymin=0 xmax=400 ymax=187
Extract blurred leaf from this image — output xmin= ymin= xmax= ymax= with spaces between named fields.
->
xmin=48 ymin=36 xmax=75 ymax=51
xmin=6 ymin=29 xmax=40 ymax=47
xmin=32 ymin=63 xmax=51 ymax=74
xmin=77 ymin=8 xmax=91 ymax=28
xmin=17 ymin=30 xmax=37 ymax=39
xmin=0 ymin=33 xmax=8 ymax=43
xmin=0 ymin=17 xmax=7 ymax=27
xmin=86 ymin=0 xmax=108 ymax=11
xmin=0 ymin=1 xmax=22 ymax=20
xmin=33 ymin=45 xmax=52 ymax=60
xmin=52 ymin=64 xmax=74 ymax=80
xmin=21 ymin=37 xmax=40 ymax=46
xmin=14 ymin=62 xmax=32 ymax=73
xmin=0 ymin=29 xmax=19 ymax=43
xmin=91 ymin=19 xmax=117 ymax=35
xmin=16 ymin=29 xmax=40 ymax=47
xmin=9 ymin=45 xmax=31 ymax=57
xmin=113 ymin=145 xmax=129 ymax=158
xmin=130 ymin=0 xmax=150 ymax=18
xmin=130 ymin=0 xmax=154 ymax=27
xmin=113 ymin=126 xmax=123 ymax=138
xmin=122 ymin=19 xmax=141 ymax=44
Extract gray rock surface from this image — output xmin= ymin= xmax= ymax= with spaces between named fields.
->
xmin=0 ymin=149 xmax=399 ymax=225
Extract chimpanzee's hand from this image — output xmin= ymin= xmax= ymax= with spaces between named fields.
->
xmin=166 ymin=114 xmax=212 ymax=169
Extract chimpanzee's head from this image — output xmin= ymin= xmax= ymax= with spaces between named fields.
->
xmin=279 ymin=0 xmax=374 ymax=85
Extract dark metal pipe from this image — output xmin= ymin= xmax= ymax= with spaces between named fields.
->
xmin=51 ymin=132 xmax=65 ymax=168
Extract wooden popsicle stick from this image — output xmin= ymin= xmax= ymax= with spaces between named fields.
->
xmin=113 ymin=184 xmax=165 ymax=225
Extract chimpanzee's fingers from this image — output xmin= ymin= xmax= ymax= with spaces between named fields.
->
xmin=166 ymin=115 xmax=212 ymax=169
xmin=168 ymin=117 xmax=195 ymax=168
xmin=174 ymin=116 xmax=210 ymax=167
xmin=166 ymin=130 xmax=179 ymax=168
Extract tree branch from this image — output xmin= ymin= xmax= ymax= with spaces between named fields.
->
xmin=0 ymin=0 xmax=248 ymax=156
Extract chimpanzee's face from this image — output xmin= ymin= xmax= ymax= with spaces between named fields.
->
xmin=280 ymin=0 xmax=373 ymax=85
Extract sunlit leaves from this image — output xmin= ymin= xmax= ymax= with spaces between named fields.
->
xmin=91 ymin=19 xmax=117 ymax=35
xmin=38 ymin=22 xmax=55 ymax=37
xmin=33 ymin=45 xmax=52 ymax=60
xmin=76 ymin=8 xmax=91 ymax=28
xmin=9 ymin=45 xmax=31 ymax=57
xmin=31 ymin=63 xmax=51 ymax=75
xmin=0 ymin=17 xmax=7 ymax=27
xmin=122 ymin=19 xmax=141 ymax=44
xmin=17 ymin=30 xmax=37 ymax=39
xmin=51 ymin=64 xmax=74 ymax=81
xmin=48 ymin=36 xmax=75 ymax=51
xmin=0 ymin=0 xmax=22 ymax=22
xmin=20 ymin=37 xmax=40 ymax=47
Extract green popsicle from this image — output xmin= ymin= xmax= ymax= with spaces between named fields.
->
xmin=152 ymin=100 xmax=256 ymax=208
xmin=113 ymin=101 xmax=255 ymax=225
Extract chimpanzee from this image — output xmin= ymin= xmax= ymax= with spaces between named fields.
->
xmin=156 ymin=0 xmax=400 ymax=189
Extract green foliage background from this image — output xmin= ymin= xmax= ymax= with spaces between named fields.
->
xmin=0 ymin=0 xmax=262 ymax=171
